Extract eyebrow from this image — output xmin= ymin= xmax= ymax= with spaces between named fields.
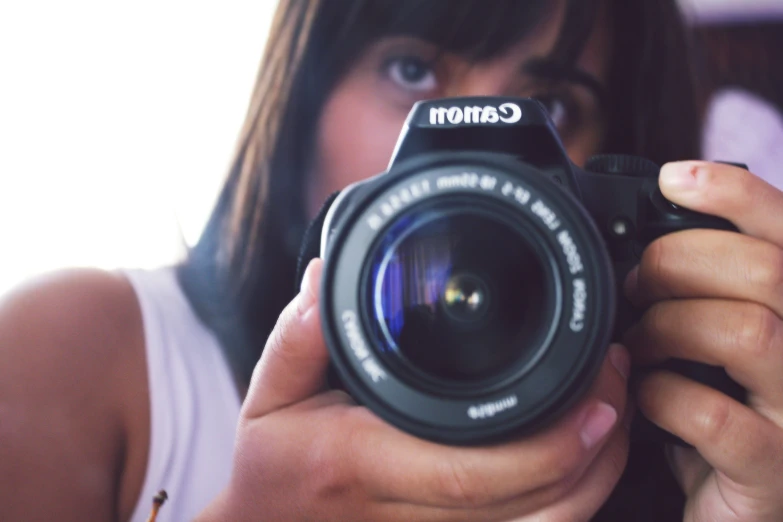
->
xmin=522 ymin=58 xmax=609 ymax=107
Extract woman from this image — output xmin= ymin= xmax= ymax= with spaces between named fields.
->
xmin=2 ymin=0 xmax=783 ymax=521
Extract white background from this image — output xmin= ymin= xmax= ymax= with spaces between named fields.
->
xmin=0 ymin=1 xmax=275 ymax=295
xmin=0 ymin=0 xmax=779 ymax=296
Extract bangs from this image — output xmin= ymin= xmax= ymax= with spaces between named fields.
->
xmin=359 ymin=0 xmax=554 ymax=60
xmin=310 ymin=0 xmax=600 ymax=76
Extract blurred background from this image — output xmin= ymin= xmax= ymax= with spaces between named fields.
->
xmin=0 ymin=1 xmax=275 ymax=294
xmin=1 ymin=0 xmax=781 ymax=296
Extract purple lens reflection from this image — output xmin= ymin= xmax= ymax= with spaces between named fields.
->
xmin=369 ymin=210 xmax=549 ymax=383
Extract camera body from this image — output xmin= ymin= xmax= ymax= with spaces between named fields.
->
xmin=315 ymin=96 xmax=741 ymax=445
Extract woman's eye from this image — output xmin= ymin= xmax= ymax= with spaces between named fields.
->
xmin=385 ymin=56 xmax=437 ymax=93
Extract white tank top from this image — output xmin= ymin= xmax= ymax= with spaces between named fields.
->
xmin=123 ymin=267 xmax=242 ymax=522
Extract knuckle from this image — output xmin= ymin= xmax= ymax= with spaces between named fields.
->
xmin=641 ymin=237 xmax=671 ymax=284
xmin=434 ymin=457 xmax=488 ymax=508
xmin=697 ymin=395 xmax=734 ymax=446
xmin=643 ymin=301 xmax=668 ymax=337
xmin=752 ymin=247 xmax=783 ymax=293
xmin=735 ymin=304 xmax=780 ymax=358
xmin=773 ymin=250 xmax=783 ymax=295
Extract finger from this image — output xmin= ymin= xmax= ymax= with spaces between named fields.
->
xmin=509 ymin=421 xmax=630 ymax=522
xmin=240 ymin=258 xmax=330 ymax=420
xmin=352 ymin=344 xmax=628 ymax=510
xmin=374 ymin=420 xmax=627 ymax=522
xmin=350 ymin=401 xmax=616 ymax=511
xmin=624 ymin=299 xmax=783 ymax=408
xmin=623 ymin=229 xmax=783 ymax=318
xmin=659 ymin=160 xmax=783 ymax=247
xmin=263 ymin=392 xmax=625 ymax=522
xmin=636 ymin=370 xmax=783 ymax=487
xmin=665 ymin=445 xmax=711 ymax=497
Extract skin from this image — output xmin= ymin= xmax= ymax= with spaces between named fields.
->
xmin=0 ymin=269 xmax=149 ymax=522
xmin=623 ymin=161 xmax=783 ymax=522
xmin=2 ymin=3 xmax=783 ymax=522
xmin=306 ymin=2 xmax=609 ymax=216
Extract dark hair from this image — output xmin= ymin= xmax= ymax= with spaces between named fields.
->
xmin=179 ymin=1 xmax=700 ymax=519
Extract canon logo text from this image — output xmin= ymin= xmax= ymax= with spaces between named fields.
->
xmin=429 ymin=103 xmax=522 ymax=125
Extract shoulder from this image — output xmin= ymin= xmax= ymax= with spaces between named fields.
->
xmin=2 ymin=267 xmax=142 ymax=343
xmin=0 ymin=268 xmax=149 ymax=521
xmin=0 ymin=268 xmax=147 ymax=399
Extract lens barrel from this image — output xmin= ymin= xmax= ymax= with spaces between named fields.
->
xmin=321 ymin=152 xmax=615 ymax=444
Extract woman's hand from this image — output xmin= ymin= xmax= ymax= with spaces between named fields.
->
xmin=624 ymin=161 xmax=783 ymax=522
xmin=197 ymin=259 xmax=631 ymax=522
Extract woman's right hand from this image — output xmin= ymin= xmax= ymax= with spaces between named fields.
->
xmin=196 ymin=259 xmax=631 ymax=522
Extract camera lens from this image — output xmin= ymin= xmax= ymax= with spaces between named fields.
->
xmin=368 ymin=208 xmax=550 ymax=385
xmin=442 ymin=272 xmax=491 ymax=324
xmin=322 ymin=157 xmax=616 ymax=444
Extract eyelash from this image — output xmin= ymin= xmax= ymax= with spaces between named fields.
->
xmin=380 ymin=52 xmax=584 ymax=135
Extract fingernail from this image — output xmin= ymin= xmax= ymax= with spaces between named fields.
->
xmin=609 ymin=344 xmax=630 ymax=380
xmin=580 ymin=402 xmax=617 ymax=449
xmin=660 ymin=161 xmax=701 ymax=191
xmin=297 ymin=259 xmax=321 ymax=316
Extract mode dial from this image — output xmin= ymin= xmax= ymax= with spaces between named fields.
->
xmin=585 ymin=154 xmax=660 ymax=177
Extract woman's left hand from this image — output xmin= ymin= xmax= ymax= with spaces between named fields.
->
xmin=623 ymin=161 xmax=783 ymax=522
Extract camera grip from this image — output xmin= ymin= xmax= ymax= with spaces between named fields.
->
xmin=620 ymin=290 xmax=748 ymax=447
xmin=630 ymin=359 xmax=747 ymax=447
xmin=619 ymin=197 xmax=749 ymax=447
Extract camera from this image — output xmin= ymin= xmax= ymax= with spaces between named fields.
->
xmin=308 ymin=96 xmax=742 ymax=445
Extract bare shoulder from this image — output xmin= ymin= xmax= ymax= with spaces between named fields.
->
xmin=0 ymin=268 xmax=150 ymax=522
xmin=1 ymin=268 xmax=142 ymax=349
xmin=0 ymin=268 xmax=146 ymax=395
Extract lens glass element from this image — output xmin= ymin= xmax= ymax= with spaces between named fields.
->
xmin=369 ymin=209 xmax=550 ymax=384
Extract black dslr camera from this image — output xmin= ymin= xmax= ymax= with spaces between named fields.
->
xmin=308 ymin=97 xmax=743 ymax=445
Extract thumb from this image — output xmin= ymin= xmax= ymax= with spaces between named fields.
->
xmin=240 ymin=258 xmax=330 ymax=420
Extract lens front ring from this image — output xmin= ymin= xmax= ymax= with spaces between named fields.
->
xmin=320 ymin=153 xmax=615 ymax=444
xmin=362 ymin=197 xmax=561 ymax=397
